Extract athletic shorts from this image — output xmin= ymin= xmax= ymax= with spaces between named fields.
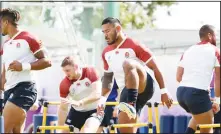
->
xmin=176 ymin=86 xmax=212 ymax=115
xmin=65 ymin=107 xmax=97 ymax=129
xmin=119 ymin=72 xmax=154 ymax=115
xmin=3 ymin=82 xmax=37 ymax=112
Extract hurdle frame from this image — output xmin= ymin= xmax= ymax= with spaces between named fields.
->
xmin=41 ymin=101 xmax=119 ymax=133
xmin=196 ymin=123 xmax=221 ymax=133
xmin=36 ymin=125 xmax=74 ymax=133
xmin=109 ymin=102 xmax=153 ymax=133
xmin=42 ymin=101 xmax=154 ymax=133
xmin=41 ymin=101 xmax=61 ymax=133
xmin=154 ymin=101 xmax=179 ymax=133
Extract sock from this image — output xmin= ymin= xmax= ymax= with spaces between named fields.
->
xmin=127 ymin=89 xmax=138 ymax=107
xmin=185 ymin=127 xmax=195 ymax=134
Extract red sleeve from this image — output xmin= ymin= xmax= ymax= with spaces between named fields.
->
xmin=0 ymin=49 xmax=3 ymax=56
xmin=134 ymin=42 xmax=153 ymax=63
xmin=180 ymin=53 xmax=184 ymax=61
xmin=27 ymin=36 xmax=43 ymax=54
xmin=59 ymin=78 xmax=72 ymax=98
xmin=86 ymin=68 xmax=99 ymax=83
xmin=102 ymin=49 xmax=110 ymax=71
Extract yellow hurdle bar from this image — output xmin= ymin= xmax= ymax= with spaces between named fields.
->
xmin=41 ymin=101 xmax=119 ymax=133
xmin=39 ymin=126 xmax=71 ymax=130
xmin=198 ymin=124 xmax=220 ymax=128
xmin=112 ymin=123 xmax=148 ymax=128
xmin=154 ymin=101 xmax=179 ymax=134
xmin=47 ymin=101 xmax=61 ymax=105
xmin=38 ymin=125 xmax=74 ymax=133
xmin=105 ymin=102 xmax=119 ymax=105
xmin=157 ymin=101 xmax=179 ymax=105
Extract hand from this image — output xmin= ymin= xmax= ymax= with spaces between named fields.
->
xmin=29 ymin=103 xmax=39 ymax=111
xmin=161 ymin=93 xmax=173 ymax=108
xmin=60 ymin=97 xmax=80 ymax=107
xmin=97 ymin=104 xmax=105 ymax=117
xmin=212 ymin=103 xmax=220 ymax=114
xmin=8 ymin=60 xmax=22 ymax=71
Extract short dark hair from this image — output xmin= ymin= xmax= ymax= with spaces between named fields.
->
xmin=199 ymin=24 xmax=215 ymax=38
xmin=101 ymin=17 xmax=121 ymax=26
xmin=61 ymin=56 xmax=75 ymax=67
xmin=0 ymin=8 xmax=20 ymax=27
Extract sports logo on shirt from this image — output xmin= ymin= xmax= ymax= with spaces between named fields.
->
xmin=85 ymin=82 xmax=90 ymax=87
xmin=125 ymin=52 xmax=130 ymax=58
xmin=16 ymin=43 xmax=20 ymax=48
xmin=77 ymin=83 xmax=81 ymax=86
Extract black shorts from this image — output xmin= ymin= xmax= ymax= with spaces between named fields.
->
xmin=176 ymin=86 xmax=212 ymax=115
xmin=119 ymin=73 xmax=154 ymax=115
xmin=65 ymin=107 xmax=97 ymax=129
xmin=100 ymin=103 xmax=115 ymax=127
xmin=3 ymin=82 xmax=37 ymax=112
xmin=214 ymin=104 xmax=221 ymax=123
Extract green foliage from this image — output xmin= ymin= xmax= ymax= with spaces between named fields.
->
xmin=6 ymin=1 xmax=176 ymax=39
xmin=120 ymin=1 xmax=176 ymax=29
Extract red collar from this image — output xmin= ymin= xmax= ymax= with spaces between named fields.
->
xmin=197 ymin=41 xmax=209 ymax=45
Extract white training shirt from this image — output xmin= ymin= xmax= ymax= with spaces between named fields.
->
xmin=60 ymin=67 xmax=101 ymax=112
xmin=1 ymin=31 xmax=43 ymax=90
xmin=102 ymin=37 xmax=155 ymax=93
xmin=178 ymin=41 xmax=220 ymax=90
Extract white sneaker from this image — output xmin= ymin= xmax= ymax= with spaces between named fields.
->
xmin=117 ymin=102 xmax=137 ymax=119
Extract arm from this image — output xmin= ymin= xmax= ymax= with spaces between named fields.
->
xmin=58 ymin=78 xmax=71 ymax=126
xmin=31 ymin=49 xmax=51 ymax=70
xmin=79 ymin=80 xmax=102 ymax=106
xmin=135 ymin=42 xmax=172 ymax=107
xmin=100 ymin=49 xmax=114 ymax=102
xmin=214 ymin=48 xmax=220 ymax=99
xmin=146 ymin=59 xmax=165 ymax=89
xmin=176 ymin=54 xmax=184 ymax=82
xmin=102 ymin=72 xmax=114 ymax=98
xmin=176 ymin=67 xmax=184 ymax=82
xmin=28 ymin=36 xmax=51 ymax=70
xmin=135 ymin=43 xmax=166 ymax=91
xmin=0 ymin=64 xmax=5 ymax=90
xmin=58 ymin=102 xmax=69 ymax=126
xmin=8 ymin=39 xmax=51 ymax=71
xmin=214 ymin=67 xmax=220 ymax=98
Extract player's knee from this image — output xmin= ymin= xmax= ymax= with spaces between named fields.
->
xmin=123 ymin=60 xmax=135 ymax=73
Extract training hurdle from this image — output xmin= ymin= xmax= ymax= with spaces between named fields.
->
xmin=42 ymin=101 xmax=154 ymax=133
xmin=195 ymin=124 xmax=221 ymax=133
xmin=109 ymin=102 xmax=153 ymax=133
xmin=154 ymin=101 xmax=179 ymax=133
xmin=41 ymin=101 xmax=119 ymax=133
xmin=36 ymin=125 xmax=74 ymax=133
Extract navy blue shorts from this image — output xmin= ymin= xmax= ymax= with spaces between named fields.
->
xmin=119 ymin=73 xmax=154 ymax=115
xmin=65 ymin=107 xmax=96 ymax=129
xmin=176 ymin=86 xmax=212 ymax=115
xmin=3 ymin=82 xmax=37 ymax=112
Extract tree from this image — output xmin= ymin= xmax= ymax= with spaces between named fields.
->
xmin=5 ymin=1 xmax=176 ymax=38
xmin=120 ymin=1 xmax=176 ymax=29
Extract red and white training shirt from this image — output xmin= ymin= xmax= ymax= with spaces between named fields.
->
xmin=60 ymin=67 xmax=100 ymax=111
xmin=178 ymin=41 xmax=220 ymax=90
xmin=1 ymin=31 xmax=43 ymax=90
xmin=102 ymin=37 xmax=154 ymax=92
